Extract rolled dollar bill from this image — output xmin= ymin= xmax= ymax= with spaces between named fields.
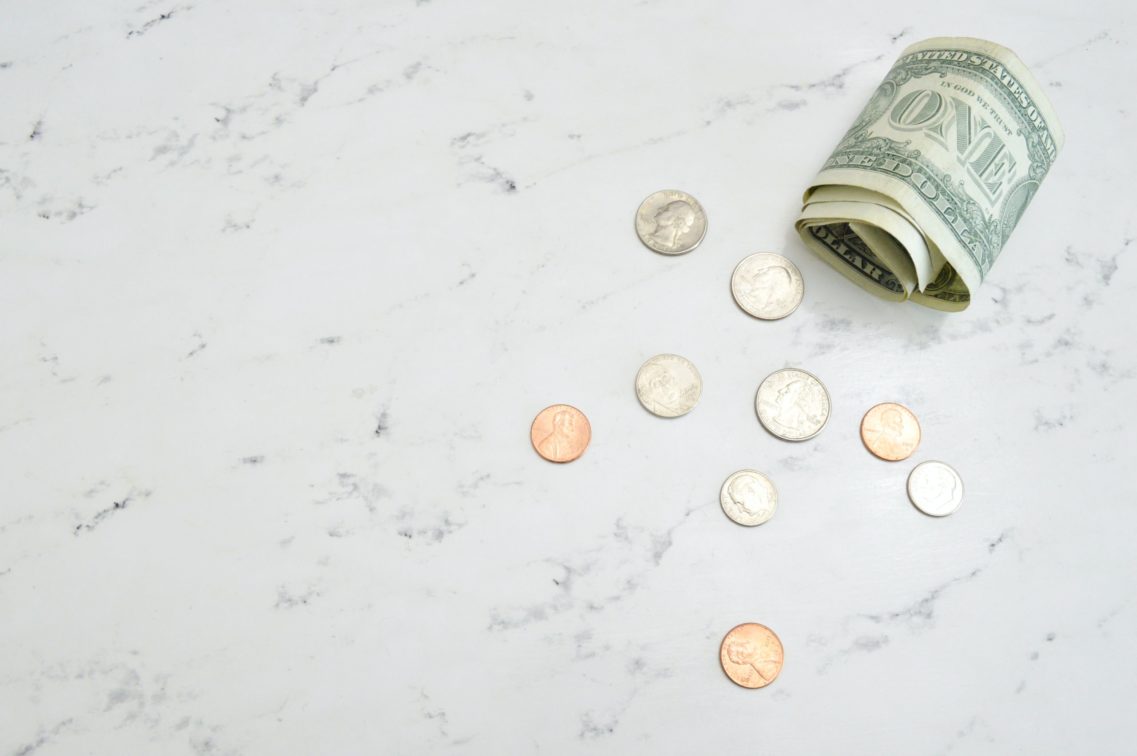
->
xmin=795 ymin=37 xmax=1064 ymax=310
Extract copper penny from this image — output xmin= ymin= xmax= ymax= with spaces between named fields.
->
xmin=860 ymin=402 xmax=921 ymax=461
xmin=530 ymin=404 xmax=591 ymax=463
xmin=719 ymin=623 xmax=784 ymax=689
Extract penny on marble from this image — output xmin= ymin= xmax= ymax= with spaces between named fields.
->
xmin=720 ymin=623 xmax=784 ymax=689
xmin=755 ymin=368 xmax=831 ymax=441
xmin=719 ymin=470 xmax=777 ymax=526
xmin=634 ymin=190 xmax=707 ymax=255
xmin=635 ymin=354 xmax=702 ymax=418
xmin=860 ymin=402 xmax=921 ymax=461
xmin=530 ymin=404 xmax=591 ymax=463
xmin=730 ymin=252 xmax=805 ymax=320
xmin=907 ymin=460 xmax=964 ymax=517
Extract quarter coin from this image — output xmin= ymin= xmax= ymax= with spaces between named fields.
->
xmin=720 ymin=623 xmax=784 ymax=689
xmin=755 ymin=368 xmax=830 ymax=441
xmin=860 ymin=402 xmax=921 ymax=461
xmin=731 ymin=252 xmax=804 ymax=320
xmin=634 ymin=190 xmax=707 ymax=255
xmin=530 ymin=404 xmax=591 ymax=463
xmin=906 ymin=461 xmax=964 ymax=516
xmin=719 ymin=470 xmax=777 ymax=526
xmin=635 ymin=354 xmax=702 ymax=418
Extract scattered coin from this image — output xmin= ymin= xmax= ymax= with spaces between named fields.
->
xmin=530 ymin=404 xmax=591 ymax=463
xmin=860 ymin=402 xmax=921 ymax=461
xmin=730 ymin=252 xmax=805 ymax=320
xmin=719 ymin=470 xmax=777 ymax=526
xmin=907 ymin=461 xmax=964 ymax=516
xmin=755 ymin=368 xmax=830 ymax=441
xmin=719 ymin=623 xmax=784 ymax=689
xmin=635 ymin=190 xmax=707 ymax=255
xmin=635 ymin=354 xmax=702 ymax=418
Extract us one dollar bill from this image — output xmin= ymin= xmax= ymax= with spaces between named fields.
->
xmin=795 ymin=37 xmax=1064 ymax=311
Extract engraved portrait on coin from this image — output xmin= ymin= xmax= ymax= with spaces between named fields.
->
xmin=646 ymin=200 xmax=696 ymax=251
xmin=724 ymin=636 xmax=778 ymax=682
xmin=730 ymin=253 xmax=804 ymax=320
xmin=749 ymin=264 xmax=791 ymax=302
xmin=756 ymin=368 xmax=831 ymax=441
xmin=860 ymin=402 xmax=921 ymax=461
xmin=729 ymin=476 xmax=767 ymax=517
xmin=879 ymin=406 xmax=903 ymax=435
xmin=921 ymin=466 xmax=959 ymax=507
xmin=719 ymin=470 xmax=777 ymax=526
xmin=907 ymin=460 xmax=963 ymax=516
xmin=529 ymin=404 xmax=591 ymax=463
xmin=537 ymin=408 xmax=577 ymax=459
xmin=772 ymin=380 xmax=815 ymax=426
xmin=719 ymin=623 xmax=784 ymax=689
xmin=635 ymin=354 xmax=702 ymax=418
xmin=645 ymin=365 xmax=679 ymax=409
xmin=634 ymin=190 xmax=707 ymax=255
xmin=774 ymin=382 xmax=815 ymax=428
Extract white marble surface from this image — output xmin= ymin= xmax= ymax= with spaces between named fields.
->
xmin=2 ymin=1 xmax=1135 ymax=754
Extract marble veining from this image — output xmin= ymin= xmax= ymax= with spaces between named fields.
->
xmin=2 ymin=1 xmax=1136 ymax=754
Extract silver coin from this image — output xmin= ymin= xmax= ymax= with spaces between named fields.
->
xmin=755 ymin=368 xmax=830 ymax=441
xmin=731 ymin=252 xmax=804 ymax=320
xmin=907 ymin=461 xmax=964 ymax=517
xmin=634 ymin=190 xmax=707 ymax=255
xmin=719 ymin=470 xmax=777 ymax=526
xmin=635 ymin=354 xmax=702 ymax=418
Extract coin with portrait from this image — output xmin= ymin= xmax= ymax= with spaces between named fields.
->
xmin=634 ymin=190 xmax=707 ymax=255
xmin=530 ymin=404 xmax=591 ymax=463
xmin=719 ymin=470 xmax=777 ymax=526
xmin=907 ymin=460 xmax=964 ymax=516
xmin=731 ymin=252 xmax=804 ymax=320
xmin=755 ymin=368 xmax=830 ymax=441
xmin=860 ymin=402 xmax=921 ymax=461
xmin=720 ymin=622 xmax=784 ymax=689
xmin=635 ymin=354 xmax=702 ymax=418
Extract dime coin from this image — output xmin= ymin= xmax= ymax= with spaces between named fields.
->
xmin=860 ymin=402 xmax=921 ymax=461
xmin=530 ymin=404 xmax=591 ymax=463
xmin=719 ymin=470 xmax=777 ymax=526
xmin=720 ymin=623 xmax=784 ymax=689
xmin=730 ymin=252 xmax=804 ymax=320
xmin=634 ymin=190 xmax=707 ymax=255
xmin=635 ymin=354 xmax=702 ymax=418
xmin=907 ymin=461 xmax=964 ymax=516
xmin=755 ymin=368 xmax=830 ymax=441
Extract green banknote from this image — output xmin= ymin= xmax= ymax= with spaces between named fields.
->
xmin=795 ymin=37 xmax=1064 ymax=311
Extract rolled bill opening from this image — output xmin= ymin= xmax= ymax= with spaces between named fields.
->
xmin=795 ymin=37 xmax=1064 ymax=311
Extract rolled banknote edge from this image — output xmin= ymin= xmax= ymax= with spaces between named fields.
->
xmin=795 ymin=36 xmax=1064 ymax=311
xmin=796 ymin=220 xmax=909 ymax=302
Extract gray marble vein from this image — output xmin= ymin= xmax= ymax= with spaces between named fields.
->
xmin=1 ymin=1 xmax=1135 ymax=754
